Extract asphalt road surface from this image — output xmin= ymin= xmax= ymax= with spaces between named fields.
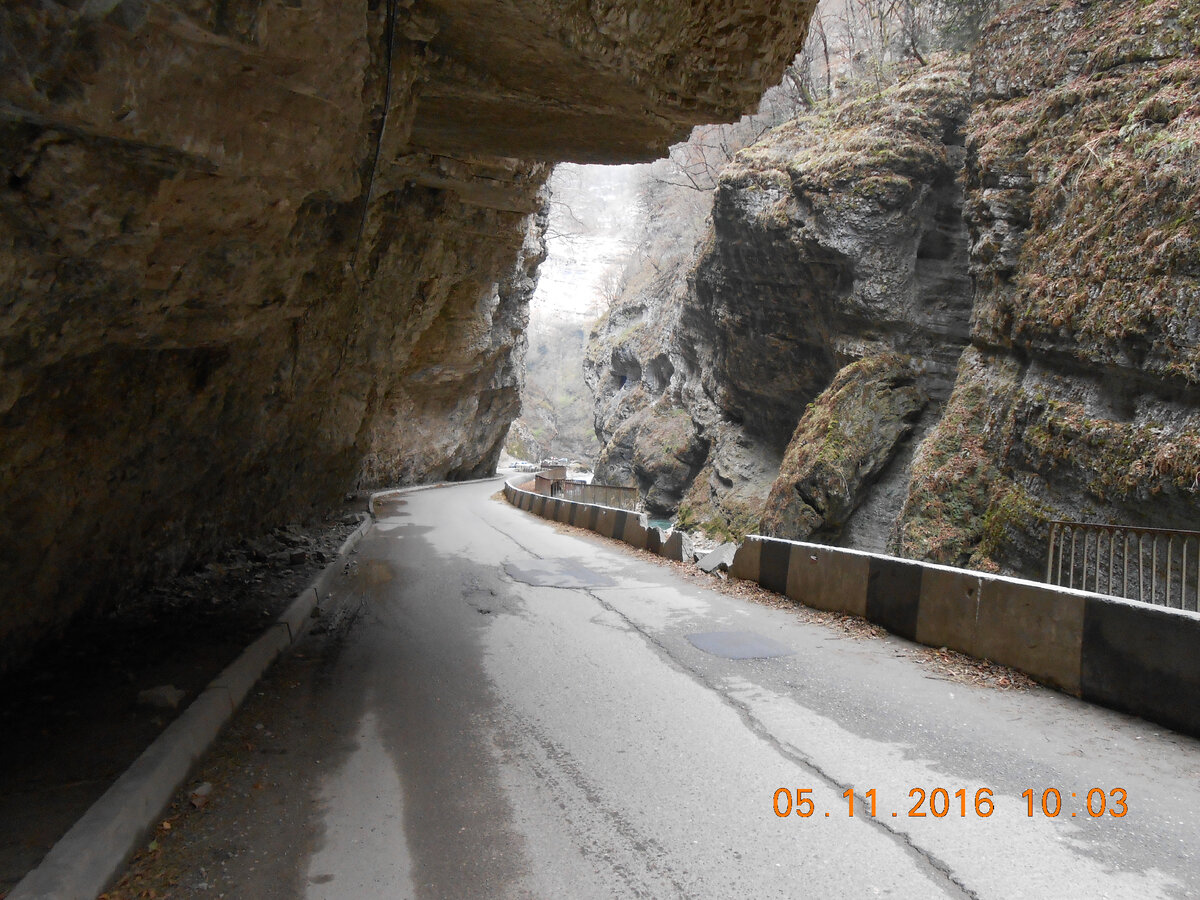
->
xmin=112 ymin=478 xmax=1200 ymax=899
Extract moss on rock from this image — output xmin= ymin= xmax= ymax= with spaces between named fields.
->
xmin=761 ymin=352 xmax=928 ymax=542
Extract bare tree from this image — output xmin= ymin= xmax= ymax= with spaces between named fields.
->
xmin=787 ymin=5 xmax=833 ymax=106
xmin=786 ymin=0 xmax=1008 ymax=100
xmin=898 ymin=0 xmax=931 ymax=65
xmin=649 ymin=116 xmax=776 ymax=193
xmin=930 ymin=0 xmax=1005 ymax=51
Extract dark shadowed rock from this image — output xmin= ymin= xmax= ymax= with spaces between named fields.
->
xmin=0 ymin=0 xmax=817 ymax=669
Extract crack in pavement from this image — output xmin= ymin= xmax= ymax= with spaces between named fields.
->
xmin=481 ymin=514 xmax=546 ymax=560
xmin=580 ymin=585 xmax=979 ymax=900
xmin=482 ymin=501 xmax=977 ymax=897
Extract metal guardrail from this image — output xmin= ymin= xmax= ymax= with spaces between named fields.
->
xmin=1046 ymin=521 xmax=1200 ymax=611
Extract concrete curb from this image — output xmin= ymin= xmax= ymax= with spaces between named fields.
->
xmin=9 ymin=514 xmax=375 ymax=900
xmin=9 ymin=473 xmax=570 ymax=898
xmin=369 ymin=472 xmax=507 ymax=516
xmin=11 ymin=473 xmax=512 ymax=898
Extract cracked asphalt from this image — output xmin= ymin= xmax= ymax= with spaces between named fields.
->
xmin=109 ymin=478 xmax=1200 ymax=899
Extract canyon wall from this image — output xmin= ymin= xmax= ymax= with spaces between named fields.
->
xmin=893 ymin=0 xmax=1200 ymax=574
xmin=589 ymin=62 xmax=974 ymax=541
xmin=0 ymin=0 xmax=816 ymax=668
xmin=590 ymin=0 xmax=1199 ymax=578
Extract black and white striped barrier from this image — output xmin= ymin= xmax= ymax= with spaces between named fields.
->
xmin=504 ymin=480 xmax=691 ymax=561
xmin=504 ymin=479 xmax=1200 ymax=740
xmin=731 ymin=535 xmax=1200 ymax=739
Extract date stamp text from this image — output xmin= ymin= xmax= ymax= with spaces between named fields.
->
xmin=772 ymin=787 xmax=1128 ymax=819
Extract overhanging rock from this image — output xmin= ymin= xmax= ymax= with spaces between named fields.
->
xmin=0 ymin=0 xmax=818 ymax=669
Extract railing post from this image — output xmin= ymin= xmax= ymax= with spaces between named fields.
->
xmin=1167 ymin=535 xmax=1176 ymax=608
xmin=1123 ymin=532 xmax=1130 ymax=599
xmin=1046 ymin=523 xmax=1057 ymax=583
xmin=1182 ymin=538 xmax=1189 ymax=611
xmin=1069 ymin=529 xmax=1077 ymax=590
xmin=1060 ymin=528 xmax=1070 ymax=592
xmin=1138 ymin=533 xmax=1145 ymax=604
xmin=1152 ymin=535 xmax=1160 ymax=606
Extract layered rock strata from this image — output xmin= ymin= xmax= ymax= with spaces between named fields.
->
xmin=590 ymin=0 xmax=1200 ymax=580
xmin=589 ymin=62 xmax=975 ymax=540
xmin=893 ymin=0 xmax=1200 ymax=576
xmin=0 ymin=0 xmax=815 ymax=668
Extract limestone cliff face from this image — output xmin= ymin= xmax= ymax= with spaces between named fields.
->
xmin=589 ymin=62 xmax=975 ymax=540
xmin=689 ymin=62 xmax=975 ymax=542
xmin=0 ymin=0 xmax=815 ymax=668
xmin=894 ymin=0 xmax=1200 ymax=576
xmin=584 ymin=151 xmax=717 ymax=513
xmin=590 ymin=0 xmax=1199 ymax=579
xmin=357 ymin=193 xmax=550 ymax=486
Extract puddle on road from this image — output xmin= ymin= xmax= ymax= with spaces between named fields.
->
xmin=358 ymin=559 xmax=394 ymax=586
xmin=685 ymin=631 xmax=794 ymax=659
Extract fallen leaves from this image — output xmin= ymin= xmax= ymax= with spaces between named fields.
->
xmin=189 ymin=781 xmax=213 ymax=809
xmin=910 ymin=646 xmax=1037 ymax=691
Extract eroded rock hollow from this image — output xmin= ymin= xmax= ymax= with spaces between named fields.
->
xmin=0 ymin=0 xmax=816 ymax=668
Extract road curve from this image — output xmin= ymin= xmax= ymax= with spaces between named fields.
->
xmin=111 ymin=478 xmax=1200 ymax=899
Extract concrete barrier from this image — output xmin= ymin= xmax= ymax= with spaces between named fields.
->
xmin=1081 ymin=597 xmax=1200 ymax=736
xmin=501 ymin=483 xmax=1200 ymax=739
xmin=721 ymin=533 xmax=1200 ymax=738
xmin=730 ymin=537 xmax=763 ymax=582
xmin=595 ymin=508 xmax=618 ymax=539
xmin=865 ymin=555 xmax=925 ymax=642
xmin=503 ymin=480 xmax=677 ymax=567
xmin=661 ymin=530 xmax=692 ymax=562
xmin=788 ymin=543 xmax=871 ymax=617
xmin=647 ymin=527 xmax=663 ymax=555
xmin=975 ymin=575 xmax=1085 ymax=695
xmin=622 ymin=514 xmax=649 ymax=550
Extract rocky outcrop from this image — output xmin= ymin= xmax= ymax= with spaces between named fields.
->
xmin=894 ymin=0 xmax=1200 ymax=576
xmin=0 ymin=0 xmax=816 ymax=669
xmin=589 ymin=61 xmax=975 ymax=541
xmin=761 ymin=353 xmax=927 ymax=541
xmin=357 ymin=195 xmax=549 ymax=486
xmin=586 ymin=163 xmax=716 ymax=504
xmin=588 ymin=0 xmax=1198 ymax=580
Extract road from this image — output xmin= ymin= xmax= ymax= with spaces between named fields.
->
xmin=111 ymin=477 xmax=1200 ymax=899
